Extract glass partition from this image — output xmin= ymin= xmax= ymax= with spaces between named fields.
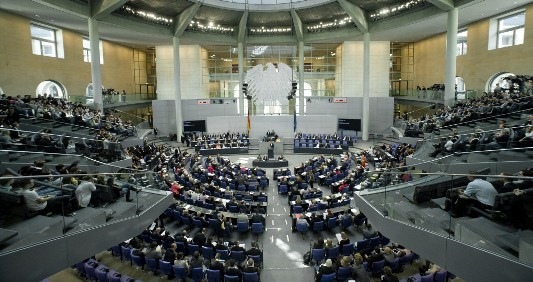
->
xmin=0 ymin=159 xmax=167 ymax=256
xmin=358 ymin=154 xmax=533 ymax=267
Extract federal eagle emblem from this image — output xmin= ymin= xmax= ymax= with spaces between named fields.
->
xmin=244 ymin=62 xmax=296 ymax=104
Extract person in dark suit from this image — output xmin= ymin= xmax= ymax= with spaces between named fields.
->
xmin=231 ymin=241 xmax=245 ymax=253
xmin=163 ymin=243 xmax=177 ymax=264
xmin=224 ymin=259 xmax=242 ymax=281
xmin=381 ymin=266 xmax=399 ymax=282
xmin=193 ymin=228 xmax=207 ymax=248
xmin=497 ymin=172 xmax=518 ymax=193
xmin=209 ymin=253 xmax=225 ymax=280
xmin=189 ymin=251 xmax=204 ymax=269
xmin=245 ymin=241 xmax=262 ymax=257
xmin=251 ymin=212 xmax=266 ymax=226
xmin=242 ymin=257 xmax=261 ymax=275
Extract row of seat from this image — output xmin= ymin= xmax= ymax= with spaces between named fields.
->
xmin=75 ymin=258 xmax=140 ymax=282
xmin=163 ymin=207 xmax=265 ymax=235
xmin=111 ymin=245 xmax=261 ymax=282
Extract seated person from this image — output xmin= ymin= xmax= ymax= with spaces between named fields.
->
xmin=174 ymin=252 xmax=189 ymax=274
xmin=19 ymin=179 xmax=68 ymax=215
xmin=209 ymin=253 xmax=225 ymax=280
xmin=242 ymin=257 xmax=261 ymax=275
xmin=381 ymin=266 xmax=399 ymax=282
xmin=315 ymin=259 xmax=335 ymax=282
xmin=75 ymin=175 xmax=97 ymax=208
xmin=448 ymin=171 xmax=498 ymax=217
xmin=225 ymin=259 xmax=242 ymax=280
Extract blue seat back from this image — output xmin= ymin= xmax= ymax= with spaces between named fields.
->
xmin=159 ymin=260 xmax=173 ymax=276
xmin=252 ymin=222 xmax=264 ymax=234
xmin=191 ymin=267 xmax=204 ymax=282
xmin=206 ymin=269 xmax=221 ymax=282
xmin=172 ymin=265 xmax=187 ymax=279
xmin=320 ymin=273 xmax=336 ymax=282
xmin=243 ymin=272 xmax=259 ymax=282
xmin=311 ymin=248 xmax=326 ymax=263
xmin=326 ymin=246 xmax=340 ymax=259
xmin=224 ymin=275 xmax=240 ymax=282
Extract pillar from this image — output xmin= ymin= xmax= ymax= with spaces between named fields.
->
xmin=88 ymin=18 xmax=103 ymax=112
xmin=444 ymin=8 xmax=458 ymax=106
xmin=238 ymin=42 xmax=245 ymax=116
xmin=298 ymin=41 xmax=305 ymax=115
xmin=362 ymin=32 xmax=370 ymax=141
xmin=173 ymin=36 xmax=183 ymax=140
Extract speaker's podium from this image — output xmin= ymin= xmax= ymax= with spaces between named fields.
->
xmin=260 ymin=138 xmax=283 ymax=159
xmin=267 ymin=148 xmax=274 ymax=159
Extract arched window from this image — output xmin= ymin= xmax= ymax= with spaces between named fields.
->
xmin=455 ymin=77 xmax=465 ymax=92
xmin=36 ymin=80 xmax=67 ymax=99
xmin=487 ymin=72 xmax=515 ymax=93
xmin=86 ymin=83 xmax=105 ymax=104
xmin=295 ymin=82 xmax=313 ymax=115
xmin=233 ymin=84 xmax=249 ymax=115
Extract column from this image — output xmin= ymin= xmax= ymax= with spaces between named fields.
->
xmin=362 ymin=32 xmax=370 ymax=141
xmin=444 ymin=8 xmax=458 ymax=106
xmin=173 ymin=36 xmax=183 ymax=140
xmin=238 ymin=42 xmax=245 ymax=116
xmin=298 ymin=41 xmax=305 ymax=115
xmin=88 ymin=18 xmax=103 ymax=112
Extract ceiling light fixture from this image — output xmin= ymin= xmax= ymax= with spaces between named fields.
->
xmin=369 ymin=0 xmax=427 ymax=21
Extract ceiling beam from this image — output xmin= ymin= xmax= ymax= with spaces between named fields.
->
xmin=290 ymin=9 xmax=304 ymax=42
xmin=91 ymin=0 xmax=128 ymax=20
xmin=237 ymin=11 xmax=249 ymax=42
xmin=32 ymin=0 xmax=89 ymax=18
xmin=427 ymin=0 xmax=455 ymax=11
xmin=173 ymin=3 xmax=201 ymax=37
xmin=337 ymin=0 xmax=368 ymax=33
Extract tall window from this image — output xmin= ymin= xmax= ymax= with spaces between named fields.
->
xmin=456 ymin=29 xmax=467 ymax=56
xmin=31 ymin=24 xmax=57 ymax=57
xmin=82 ymin=37 xmax=104 ymax=64
xmin=497 ymin=12 xmax=525 ymax=48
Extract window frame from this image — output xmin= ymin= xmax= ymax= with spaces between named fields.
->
xmin=31 ymin=24 xmax=58 ymax=57
xmin=496 ymin=11 xmax=525 ymax=49
xmin=82 ymin=37 xmax=104 ymax=64
xmin=456 ymin=29 xmax=467 ymax=56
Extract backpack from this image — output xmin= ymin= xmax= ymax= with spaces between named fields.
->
xmin=303 ymin=251 xmax=311 ymax=265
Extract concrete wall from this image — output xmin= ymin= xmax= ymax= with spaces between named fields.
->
xmin=337 ymin=41 xmax=390 ymax=98
xmin=0 ymin=10 xmax=135 ymax=97
xmin=155 ymin=44 xmax=208 ymax=100
xmin=414 ymin=3 xmax=533 ymax=91
xmin=153 ymin=96 xmax=393 ymax=137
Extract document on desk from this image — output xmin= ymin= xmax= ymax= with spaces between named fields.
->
xmin=335 ymin=233 xmax=342 ymax=242
xmin=351 ymin=208 xmax=360 ymax=215
xmin=184 ymin=205 xmax=191 ymax=210
xmin=305 ymin=212 xmax=312 ymax=218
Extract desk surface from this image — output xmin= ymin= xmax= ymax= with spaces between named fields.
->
xmin=292 ymin=205 xmax=352 ymax=219
xmin=252 ymin=159 xmax=289 ymax=168
xmin=0 ymin=228 xmax=18 ymax=243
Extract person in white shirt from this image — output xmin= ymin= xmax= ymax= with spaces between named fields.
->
xmin=75 ymin=175 xmax=97 ymax=208
xmin=19 ymin=179 xmax=63 ymax=215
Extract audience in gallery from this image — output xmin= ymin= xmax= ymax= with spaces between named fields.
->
xmin=401 ymin=89 xmax=533 ymax=138
xmin=184 ymin=131 xmax=249 ymax=148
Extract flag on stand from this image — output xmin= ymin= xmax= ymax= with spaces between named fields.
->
xmin=247 ymin=109 xmax=251 ymax=136
xmin=293 ymin=106 xmax=297 ymax=132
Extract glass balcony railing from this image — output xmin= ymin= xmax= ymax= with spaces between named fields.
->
xmin=357 ymin=149 xmax=533 ymax=269
xmin=69 ymin=93 xmax=156 ymax=105
xmin=0 ymin=158 xmax=170 ymax=256
xmin=391 ymin=89 xmax=483 ymax=101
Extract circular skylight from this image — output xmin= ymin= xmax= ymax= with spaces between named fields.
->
xmin=199 ymin=0 xmax=335 ymax=11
